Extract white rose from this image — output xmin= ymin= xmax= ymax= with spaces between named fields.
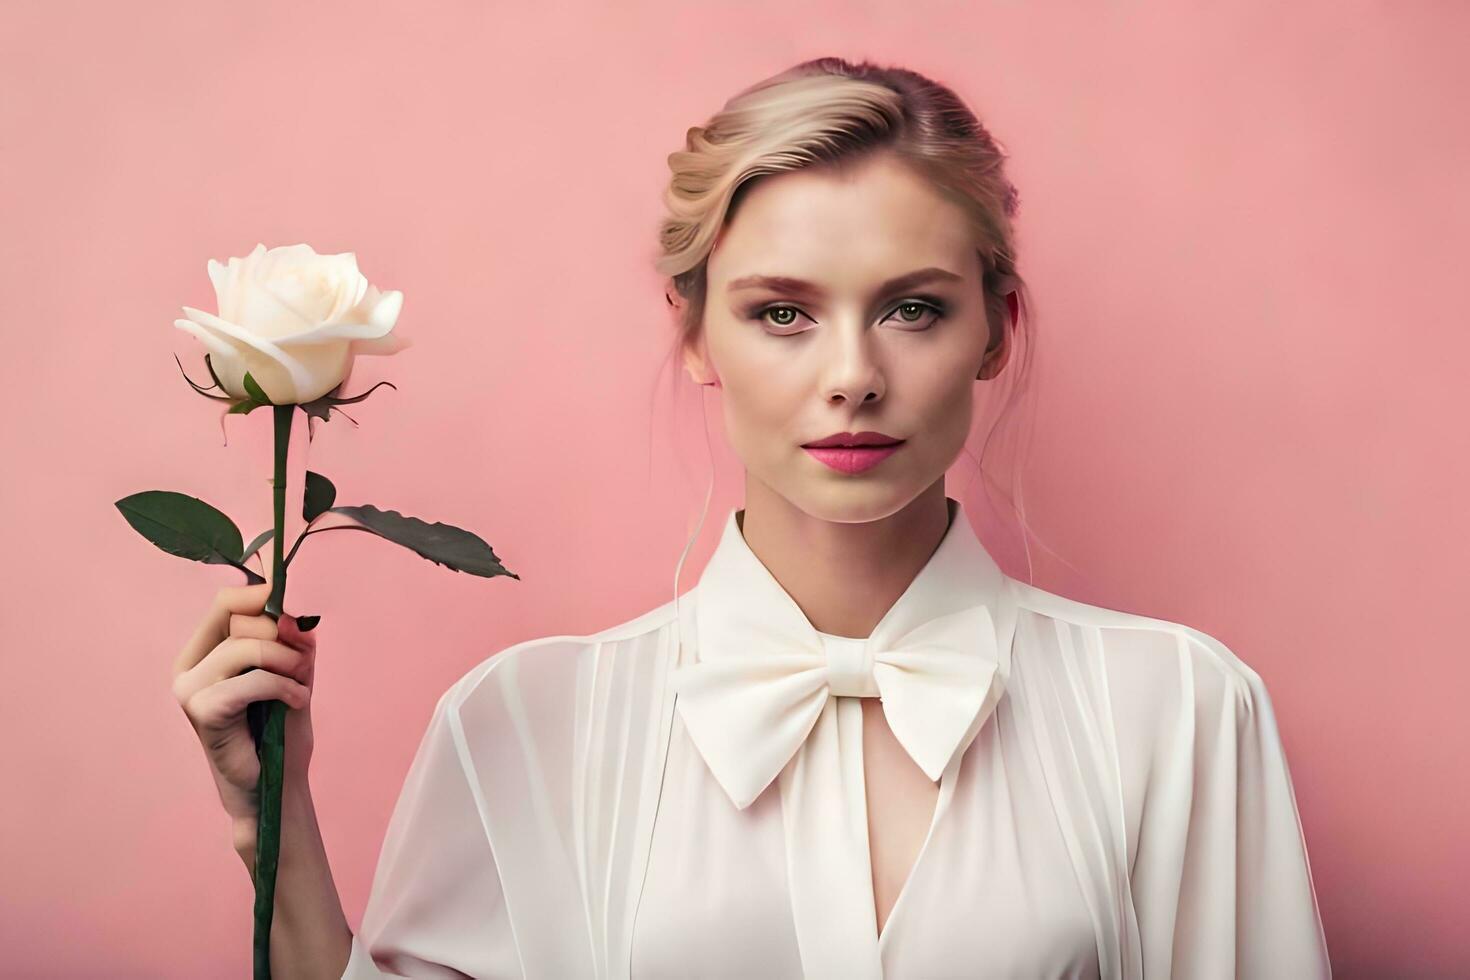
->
xmin=174 ymin=242 xmax=408 ymax=404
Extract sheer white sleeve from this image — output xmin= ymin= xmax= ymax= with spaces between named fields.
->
xmin=1127 ymin=629 xmax=1331 ymax=978
xmin=342 ymin=684 xmax=523 ymax=978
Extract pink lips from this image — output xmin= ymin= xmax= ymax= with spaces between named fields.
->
xmin=802 ymin=443 xmax=904 ymax=474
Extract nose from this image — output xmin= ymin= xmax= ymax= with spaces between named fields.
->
xmin=819 ymin=328 xmax=885 ymax=404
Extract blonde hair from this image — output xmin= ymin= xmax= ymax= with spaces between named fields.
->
xmin=654 ymin=56 xmax=1058 ymax=582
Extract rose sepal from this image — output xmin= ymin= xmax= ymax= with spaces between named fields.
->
xmin=178 ymin=355 xmax=400 ymax=445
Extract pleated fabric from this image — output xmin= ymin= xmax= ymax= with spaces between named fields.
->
xmin=344 ymin=500 xmax=1329 ymax=979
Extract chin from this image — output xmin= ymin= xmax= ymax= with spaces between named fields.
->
xmin=785 ymin=481 xmax=929 ymax=525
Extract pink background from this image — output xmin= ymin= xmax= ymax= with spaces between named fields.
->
xmin=2 ymin=1 xmax=1465 ymax=975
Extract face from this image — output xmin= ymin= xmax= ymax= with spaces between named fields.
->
xmin=682 ymin=150 xmax=1011 ymax=524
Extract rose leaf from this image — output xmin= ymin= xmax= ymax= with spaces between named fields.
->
xmin=327 ymin=504 xmax=520 ymax=580
xmin=303 ymin=472 xmax=337 ymax=523
xmin=242 ymin=528 xmax=274 ymax=562
xmin=115 ymin=490 xmax=246 ymax=566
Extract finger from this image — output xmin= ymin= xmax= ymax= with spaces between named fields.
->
xmin=277 ymin=614 xmax=316 ymax=653
xmin=183 ymin=668 xmax=310 ymax=731
xmin=174 ymin=583 xmax=272 ymax=676
xmin=284 ymin=624 xmax=318 ymax=693
xmin=229 ymin=613 xmax=279 ymax=644
xmin=177 ymin=635 xmax=311 ymax=704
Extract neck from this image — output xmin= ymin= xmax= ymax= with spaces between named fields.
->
xmin=737 ymin=477 xmax=955 ymax=639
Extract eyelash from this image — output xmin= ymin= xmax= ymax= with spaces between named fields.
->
xmin=747 ymin=297 xmax=947 ymax=335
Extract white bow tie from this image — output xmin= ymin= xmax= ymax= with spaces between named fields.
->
xmin=670 ymin=601 xmax=1003 ymax=811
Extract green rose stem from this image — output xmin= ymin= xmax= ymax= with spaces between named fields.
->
xmin=251 ymin=403 xmax=294 ymax=979
xmin=121 ymin=353 xmax=521 ymax=976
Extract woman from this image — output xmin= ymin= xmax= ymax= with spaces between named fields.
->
xmin=176 ymin=58 xmax=1331 ymax=978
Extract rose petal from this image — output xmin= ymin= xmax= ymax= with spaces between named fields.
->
xmin=349 ymin=331 xmax=412 ymax=356
xmin=274 ymin=243 xmax=322 ymax=263
xmin=253 ymin=244 xmax=301 ymax=289
xmin=333 ymin=330 xmax=410 ymax=397
xmin=260 ymin=247 xmax=362 ymax=329
xmin=368 ymin=289 xmax=403 ymax=330
xmin=179 ymin=306 xmax=317 ymax=402
xmin=237 ymin=280 xmax=319 ymax=338
xmin=322 ymin=268 xmax=370 ymax=324
xmin=206 ymin=259 xmax=229 ymax=310
xmin=218 ymin=253 xmax=251 ymax=323
xmin=174 ymin=317 xmax=248 ymax=398
xmin=285 ymin=319 xmax=396 ymax=344
xmin=348 ymin=269 xmax=369 ymax=308
xmin=285 ymin=343 xmax=354 ymax=402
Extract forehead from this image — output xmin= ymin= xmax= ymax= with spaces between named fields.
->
xmin=709 ymin=153 xmax=975 ymax=282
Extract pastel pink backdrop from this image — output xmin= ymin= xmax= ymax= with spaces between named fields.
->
xmin=1 ymin=1 xmax=1464 ymax=976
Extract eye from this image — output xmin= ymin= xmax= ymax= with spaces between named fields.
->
xmin=752 ymin=304 xmax=812 ymax=333
xmin=744 ymin=297 xmax=946 ymax=335
xmin=882 ymin=298 xmax=945 ymax=330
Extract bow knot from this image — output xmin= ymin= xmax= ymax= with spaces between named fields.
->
xmin=822 ymin=634 xmax=878 ymax=697
xmin=671 ymin=601 xmax=1004 ymax=810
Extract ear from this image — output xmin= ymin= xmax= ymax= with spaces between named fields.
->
xmin=978 ymin=291 xmax=1018 ymax=381
xmin=669 ymin=283 xmax=720 ymax=387
xmin=682 ymin=337 xmax=719 ymax=386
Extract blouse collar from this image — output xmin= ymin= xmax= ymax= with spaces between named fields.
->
xmin=675 ymin=495 xmax=1013 ymax=810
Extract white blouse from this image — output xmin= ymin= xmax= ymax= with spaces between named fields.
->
xmin=342 ymin=497 xmax=1331 ymax=979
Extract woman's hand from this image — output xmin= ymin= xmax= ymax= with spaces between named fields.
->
xmin=171 ymin=581 xmax=318 ymax=852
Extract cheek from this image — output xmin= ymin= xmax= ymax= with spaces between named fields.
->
xmin=718 ymin=375 xmax=813 ymax=473
xmin=723 ymin=380 xmax=800 ymax=451
xmin=914 ymin=374 xmax=976 ymax=448
xmin=909 ymin=355 xmax=974 ymax=409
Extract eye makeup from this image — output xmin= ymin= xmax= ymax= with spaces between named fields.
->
xmin=740 ymin=295 xmax=949 ymax=335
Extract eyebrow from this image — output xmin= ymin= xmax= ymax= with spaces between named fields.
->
xmin=726 ymin=266 xmax=965 ymax=300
